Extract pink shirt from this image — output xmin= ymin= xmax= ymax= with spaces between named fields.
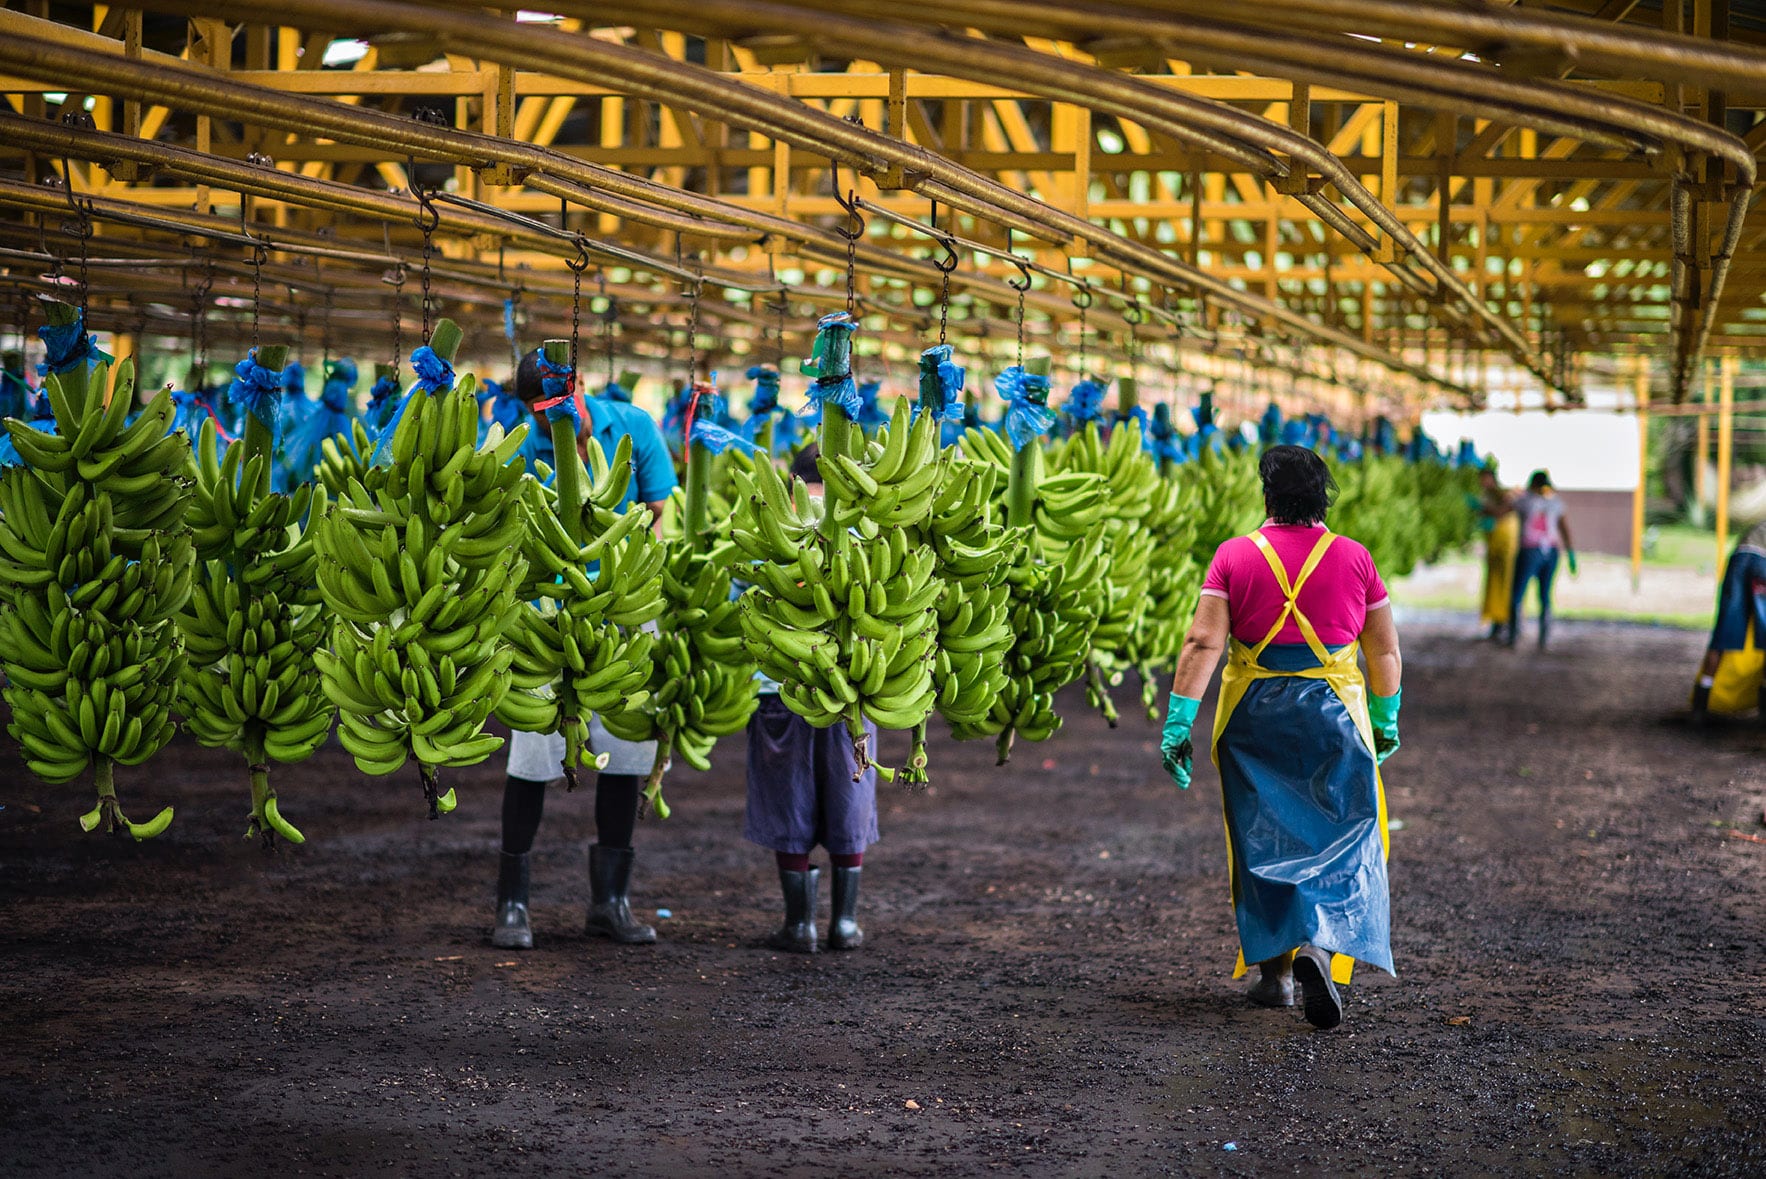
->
xmin=1201 ymin=524 xmax=1390 ymax=647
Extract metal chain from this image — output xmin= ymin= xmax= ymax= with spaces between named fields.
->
xmin=687 ymin=278 xmax=703 ymax=384
xmin=1015 ymin=285 xmax=1026 ymax=371
xmin=845 ymin=219 xmax=857 ymax=316
xmin=570 ymin=262 xmax=582 ymax=377
xmin=938 ymin=264 xmax=951 ymax=347
xmin=420 ymin=218 xmax=434 ymax=341
xmin=391 ymin=267 xmax=404 ymax=381
xmin=774 ymin=290 xmax=787 ymax=370
xmin=1077 ymin=291 xmax=1089 ymax=377
xmin=250 ymin=242 xmax=264 ymax=353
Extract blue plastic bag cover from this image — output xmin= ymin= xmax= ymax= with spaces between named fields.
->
xmin=410 ymin=346 xmax=455 ymax=394
xmin=1063 ymin=377 xmax=1109 ymax=425
xmin=36 ymin=316 xmax=109 ymax=378
xmin=1337 ymin=438 xmax=1364 ymax=462
xmin=854 ymin=379 xmax=888 ymax=429
xmin=1454 ymin=438 xmax=1483 ymax=468
xmin=917 ymin=344 xmax=966 ymax=427
xmin=0 ymin=369 xmax=33 ymax=421
xmin=284 ymin=364 xmax=359 ymax=484
xmin=1280 ymin=419 xmax=1308 ymax=446
xmin=661 ymin=385 xmax=693 ymax=443
xmin=994 ymin=365 xmax=1055 ymax=452
xmin=690 ymin=418 xmax=759 ymax=456
xmin=746 ymin=365 xmax=781 ymax=417
xmin=1259 ymin=402 xmax=1283 ymax=446
xmin=365 ymin=373 xmax=401 ymax=434
xmin=478 ymin=377 xmax=526 ymax=441
xmin=229 ymin=350 xmax=285 ymax=431
xmin=599 ymin=380 xmax=633 ymax=404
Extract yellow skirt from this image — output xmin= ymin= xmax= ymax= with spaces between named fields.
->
xmin=1481 ymin=515 xmax=1519 ymax=627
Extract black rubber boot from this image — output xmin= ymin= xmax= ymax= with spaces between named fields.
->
xmin=1292 ymin=946 xmax=1344 ymax=1030
xmin=491 ymin=852 xmax=532 ymax=950
xmin=828 ymin=866 xmax=864 ymax=951
xmin=1691 ymin=683 xmax=1712 ymax=728
xmin=584 ymin=845 xmax=656 ymax=944
xmin=1538 ymin=614 xmax=1551 ymax=651
xmin=1501 ymin=620 xmax=1518 ymax=648
xmin=767 ymin=867 xmax=819 ymax=953
xmin=1247 ymin=956 xmax=1294 ymax=1008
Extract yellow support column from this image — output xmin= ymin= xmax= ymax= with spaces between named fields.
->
xmin=1716 ymin=354 xmax=1735 ymax=570
xmin=1694 ymin=362 xmax=1709 ymax=509
xmin=1631 ymin=355 xmax=1648 ymax=592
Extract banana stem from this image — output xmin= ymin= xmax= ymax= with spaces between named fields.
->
xmin=543 ymin=338 xmax=587 ymax=544
xmin=753 ymin=414 xmax=775 ymax=457
xmin=560 ymin=713 xmax=582 ymax=792
xmin=42 ymin=300 xmax=87 ymax=420
xmin=683 ymin=436 xmax=710 ymax=551
xmin=92 ymin=756 xmax=118 ymax=831
xmin=243 ymin=344 xmax=289 ymax=502
xmin=427 ymin=319 xmax=465 ymax=365
xmin=1007 ymin=356 xmax=1049 ymax=533
xmin=1086 ymin=660 xmax=1120 ymax=729
xmin=994 ymin=727 xmax=1015 ymax=767
xmin=1119 ymin=375 xmax=1139 ymax=417
xmin=419 ymin=762 xmax=442 ymax=819
xmin=640 ymin=733 xmax=672 ymax=818
xmin=244 ymin=730 xmax=271 ymax=840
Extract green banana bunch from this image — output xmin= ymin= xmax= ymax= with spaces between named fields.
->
xmin=1045 ymin=416 xmax=1161 ymax=726
xmin=498 ymin=429 xmax=666 ymax=793
xmin=1120 ymin=476 xmax=1203 ymax=720
xmin=314 ymin=418 xmax=378 ymax=500
xmin=0 ymin=305 xmax=194 ymax=838
xmin=606 ymin=414 xmax=758 ymax=814
xmin=175 ymin=343 xmax=334 ymax=846
xmin=312 ymin=323 xmax=529 ymax=817
xmin=1173 ymin=445 xmax=1263 ymax=566
xmin=950 ymin=359 xmax=1108 ymax=762
xmin=732 ymin=317 xmax=945 ymax=780
xmin=1328 ymin=455 xmax=1479 ymax=578
xmin=948 ymin=522 xmax=1109 ymax=763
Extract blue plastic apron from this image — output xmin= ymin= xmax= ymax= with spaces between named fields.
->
xmin=1210 ymin=529 xmax=1394 ymax=985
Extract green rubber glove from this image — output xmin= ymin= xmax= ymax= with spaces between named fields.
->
xmin=1161 ymin=694 xmax=1200 ymax=789
xmin=1566 ymin=549 xmax=1578 ymax=576
xmin=1368 ymin=688 xmax=1402 ymax=765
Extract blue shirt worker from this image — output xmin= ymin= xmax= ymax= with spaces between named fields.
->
xmin=494 ymin=347 xmax=677 ymax=952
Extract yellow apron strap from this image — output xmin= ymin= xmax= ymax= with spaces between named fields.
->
xmin=1246 ymin=530 xmax=1338 ymax=666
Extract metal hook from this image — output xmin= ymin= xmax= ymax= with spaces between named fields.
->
xmin=565 ymin=237 xmax=592 ymax=274
xmin=413 ymin=180 xmax=440 ymax=236
xmin=1071 ymin=285 xmax=1094 ymax=311
xmin=831 ymin=160 xmax=865 ymax=241
xmin=928 ymin=199 xmax=959 ymax=274
xmin=1124 ymin=301 xmax=1145 ymax=326
xmin=1004 ymin=227 xmax=1032 ymax=292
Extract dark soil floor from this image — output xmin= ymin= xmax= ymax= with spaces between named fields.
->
xmin=2 ymin=618 xmax=1765 ymax=1177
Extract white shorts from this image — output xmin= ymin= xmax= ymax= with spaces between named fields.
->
xmin=506 ymin=715 xmax=657 ymax=781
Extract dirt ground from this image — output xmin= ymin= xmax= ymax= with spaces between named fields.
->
xmin=3 ymin=617 xmax=1765 ymax=1177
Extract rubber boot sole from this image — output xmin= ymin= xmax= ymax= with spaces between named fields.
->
xmin=1292 ymin=949 xmax=1344 ymax=1030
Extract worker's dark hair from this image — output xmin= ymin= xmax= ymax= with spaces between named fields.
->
xmin=1528 ymin=469 xmax=1553 ymax=492
xmin=1259 ymin=444 xmax=1337 ymax=525
xmin=789 ymin=443 xmax=822 ymax=486
xmin=513 ymin=347 xmax=574 ymax=407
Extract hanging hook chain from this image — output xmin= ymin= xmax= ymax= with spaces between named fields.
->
xmin=929 ymin=199 xmax=958 ymax=347
xmin=60 ymin=158 xmax=94 ymax=325
xmin=566 ymin=238 xmax=590 ymax=379
xmin=686 ymin=271 xmax=705 ymax=386
xmin=391 ymin=264 xmax=405 ymax=380
xmin=831 ymin=160 xmax=865 ymax=317
xmin=1073 ymin=285 xmax=1092 ymax=378
xmin=191 ymin=259 xmax=214 ymax=384
xmin=415 ymin=184 xmax=438 ymax=341
xmin=249 ymin=240 xmax=267 ymax=354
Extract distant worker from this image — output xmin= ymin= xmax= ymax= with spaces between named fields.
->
xmin=1506 ymin=470 xmax=1577 ymax=651
xmin=1160 ymin=445 xmax=1403 ymax=1030
xmin=743 ymin=443 xmax=878 ymax=954
xmin=1477 ymin=467 xmax=1517 ymax=641
xmin=1690 ymin=520 xmax=1766 ymax=727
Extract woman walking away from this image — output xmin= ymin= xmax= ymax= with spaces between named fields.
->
xmin=1477 ymin=467 xmax=1517 ymax=641
xmin=1159 ymin=445 xmax=1403 ymax=1030
xmin=1507 ymin=470 xmax=1577 ymax=651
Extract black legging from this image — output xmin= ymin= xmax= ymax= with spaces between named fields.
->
xmin=500 ymin=773 xmax=641 ymax=854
